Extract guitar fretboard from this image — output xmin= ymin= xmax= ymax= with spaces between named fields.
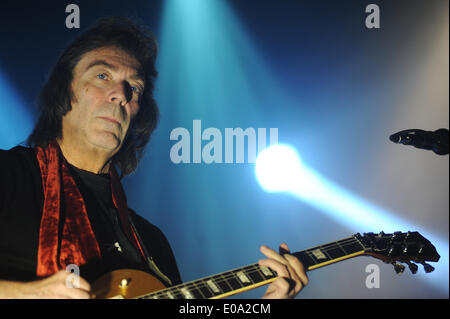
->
xmin=137 ymin=236 xmax=366 ymax=299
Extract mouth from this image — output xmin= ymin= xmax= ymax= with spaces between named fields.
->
xmin=98 ymin=116 xmax=121 ymax=126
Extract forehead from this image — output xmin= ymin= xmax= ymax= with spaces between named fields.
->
xmin=75 ymin=46 xmax=142 ymax=76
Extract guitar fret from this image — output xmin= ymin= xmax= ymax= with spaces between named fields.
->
xmin=175 ymin=287 xmax=187 ymax=299
xmin=197 ymin=282 xmax=214 ymax=298
xmin=321 ymin=241 xmax=346 ymax=259
xmin=189 ymin=284 xmax=205 ymax=299
xmin=165 ymin=290 xmax=175 ymax=299
xmin=180 ymin=287 xmax=194 ymax=299
xmin=206 ymin=279 xmax=221 ymax=294
xmin=307 ymin=249 xmax=326 ymax=265
xmin=298 ymin=237 xmax=363 ymax=268
xmin=217 ymin=274 xmax=233 ymax=293
xmin=295 ymin=251 xmax=318 ymax=268
xmin=247 ymin=265 xmax=266 ymax=283
xmin=324 ymin=246 xmax=346 ymax=259
xmin=311 ymin=247 xmax=329 ymax=260
xmin=194 ymin=286 xmax=206 ymax=299
xmin=244 ymin=264 xmax=276 ymax=282
xmin=336 ymin=240 xmax=348 ymax=254
xmin=227 ymin=275 xmax=243 ymax=290
xmin=341 ymin=239 xmax=365 ymax=254
xmin=184 ymin=283 xmax=199 ymax=298
xmin=236 ymin=270 xmax=251 ymax=284
xmin=304 ymin=248 xmax=321 ymax=265
xmin=321 ymin=245 xmax=333 ymax=260
xmin=260 ymin=265 xmax=275 ymax=277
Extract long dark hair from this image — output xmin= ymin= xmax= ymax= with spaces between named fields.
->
xmin=27 ymin=16 xmax=159 ymax=177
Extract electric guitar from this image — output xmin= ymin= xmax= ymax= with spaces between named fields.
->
xmin=91 ymin=231 xmax=440 ymax=299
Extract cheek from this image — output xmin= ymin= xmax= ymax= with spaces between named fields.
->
xmin=77 ymin=85 xmax=106 ymax=109
xmin=69 ymin=86 xmax=103 ymax=122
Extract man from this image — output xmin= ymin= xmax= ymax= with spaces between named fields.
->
xmin=0 ymin=16 xmax=308 ymax=299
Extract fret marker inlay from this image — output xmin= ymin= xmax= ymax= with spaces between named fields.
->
xmin=236 ymin=271 xmax=251 ymax=283
xmin=260 ymin=266 xmax=273 ymax=277
xmin=206 ymin=280 xmax=221 ymax=293
xmin=180 ymin=287 xmax=194 ymax=299
xmin=166 ymin=291 xmax=174 ymax=299
xmin=312 ymin=249 xmax=327 ymax=260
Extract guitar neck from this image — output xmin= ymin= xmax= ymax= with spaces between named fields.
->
xmin=137 ymin=235 xmax=367 ymax=299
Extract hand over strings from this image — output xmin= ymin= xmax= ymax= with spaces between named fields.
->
xmin=259 ymin=243 xmax=309 ymax=299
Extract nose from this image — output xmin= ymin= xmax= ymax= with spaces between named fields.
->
xmin=109 ymin=81 xmax=133 ymax=107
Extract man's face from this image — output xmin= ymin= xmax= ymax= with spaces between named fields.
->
xmin=62 ymin=46 xmax=144 ymax=155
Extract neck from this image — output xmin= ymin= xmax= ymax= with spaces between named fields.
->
xmin=138 ymin=236 xmax=367 ymax=299
xmin=56 ymin=138 xmax=112 ymax=174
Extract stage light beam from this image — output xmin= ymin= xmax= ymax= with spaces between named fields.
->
xmin=0 ymin=68 xmax=34 ymax=149
xmin=255 ymin=143 xmax=449 ymax=294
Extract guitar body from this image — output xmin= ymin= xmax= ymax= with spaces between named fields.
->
xmin=92 ymin=269 xmax=166 ymax=299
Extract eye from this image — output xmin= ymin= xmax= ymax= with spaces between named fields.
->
xmin=130 ymin=85 xmax=143 ymax=95
xmin=96 ymin=73 xmax=108 ymax=80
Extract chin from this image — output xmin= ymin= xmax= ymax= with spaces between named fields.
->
xmin=89 ymin=134 xmax=122 ymax=152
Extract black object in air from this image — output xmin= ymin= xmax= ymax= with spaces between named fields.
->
xmin=389 ymin=128 xmax=449 ymax=155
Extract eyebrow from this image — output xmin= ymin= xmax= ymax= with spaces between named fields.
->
xmin=85 ymin=59 xmax=144 ymax=82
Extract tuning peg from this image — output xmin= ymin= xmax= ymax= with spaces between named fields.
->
xmin=392 ymin=262 xmax=405 ymax=274
xmin=405 ymin=261 xmax=418 ymax=274
xmin=420 ymin=262 xmax=435 ymax=273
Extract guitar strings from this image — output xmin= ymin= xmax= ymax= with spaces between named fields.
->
xmin=142 ymin=264 xmax=271 ymax=299
xmin=144 ymin=237 xmax=363 ymax=299
xmin=142 ymin=237 xmax=364 ymax=299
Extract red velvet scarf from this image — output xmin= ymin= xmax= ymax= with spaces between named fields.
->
xmin=35 ymin=140 xmax=146 ymax=277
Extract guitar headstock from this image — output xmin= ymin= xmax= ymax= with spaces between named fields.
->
xmin=355 ymin=231 xmax=440 ymax=274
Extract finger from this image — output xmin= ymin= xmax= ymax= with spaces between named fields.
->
xmin=76 ymin=276 xmax=91 ymax=292
xmin=271 ymin=254 xmax=304 ymax=294
xmin=284 ymin=254 xmax=309 ymax=287
xmin=260 ymin=245 xmax=289 ymax=266
xmin=59 ymin=271 xmax=91 ymax=292
xmin=259 ymin=252 xmax=299 ymax=281
xmin=260 ymin=256 xmax=305 ymax=296
xmin=65 ymin=287 xmax=92 ymax=299
xmin=260 ymin=244 xmax=307 ymax=297
xmin=258 ymin=258 xmax=290 ymax=278
xmin=55 ymin=271 xmax=92 ymax=298
xmin=279 ymin=243 xmax=290 ymax=255
xmin=282 ymin=256 xmax=305 ymax=294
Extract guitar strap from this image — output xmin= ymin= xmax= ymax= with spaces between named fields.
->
xmin=127 ymin=216 xmax=173 ymax=287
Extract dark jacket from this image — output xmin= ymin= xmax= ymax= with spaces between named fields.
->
xmin=0 ymin=146 xmax=181 ymax=286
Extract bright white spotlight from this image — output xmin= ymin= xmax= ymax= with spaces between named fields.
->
xmin=255 ymin=144 xmax=304 ymax=193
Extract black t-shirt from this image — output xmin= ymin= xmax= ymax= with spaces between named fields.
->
xmin=68 ymin=164 xmax=146 ymax=273
xmin=0 ymin=146 xmax=182 ymax=286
